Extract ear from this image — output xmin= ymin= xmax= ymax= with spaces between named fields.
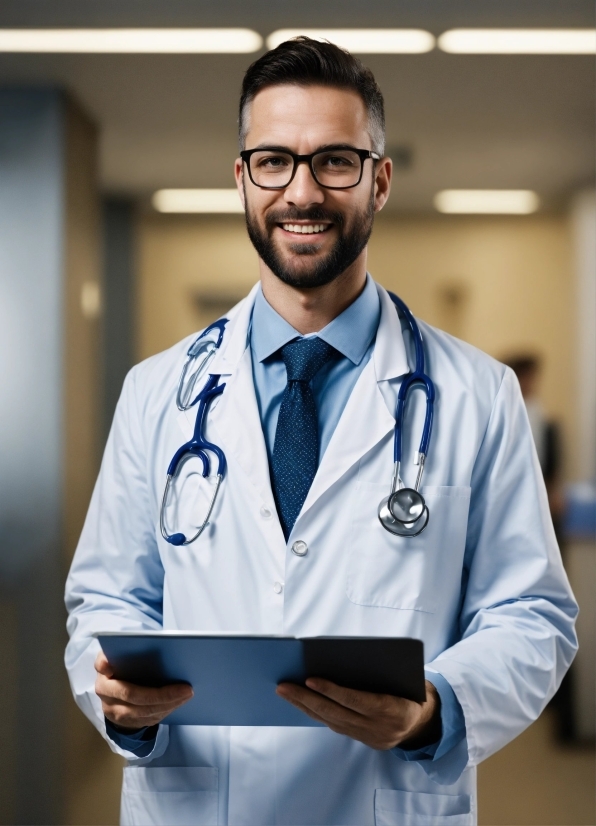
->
xmin=373 ymin=156 xmax=392 ymax=213
xmin=234 ymin=157 xmax=246 ymax=208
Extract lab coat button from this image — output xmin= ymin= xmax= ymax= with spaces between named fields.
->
xmin=273 ymin=581 xmax=283 ymax=594
xmin=291 ymin=540 xmax=308 ymax=557
xmin=260 ymin=505 xmax=273 ymax=519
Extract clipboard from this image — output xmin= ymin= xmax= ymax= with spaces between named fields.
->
xmin=96 ymin=632 xmax=425 ymax=727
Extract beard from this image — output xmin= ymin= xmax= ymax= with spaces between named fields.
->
xmin=244 ymin=189 xmax=375 ymax=289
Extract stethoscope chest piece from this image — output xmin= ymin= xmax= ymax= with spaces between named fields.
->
xmin=378 ymin=490 xmax=429 ymax=537
xmin=388 ymin=487 xmax=425 ymax=522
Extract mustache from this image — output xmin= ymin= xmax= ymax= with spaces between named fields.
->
xmin=264 ymin=207 xmax=344 ymax=229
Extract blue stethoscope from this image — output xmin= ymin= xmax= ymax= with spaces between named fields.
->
xmin=160 ymin=293 xmax=435 ymax=546
xmin=377 ymin=293 xmax=435 ymax=537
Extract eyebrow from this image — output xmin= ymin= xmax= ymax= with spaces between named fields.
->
xmin=247 ymin=143 xmax=361 ymax=153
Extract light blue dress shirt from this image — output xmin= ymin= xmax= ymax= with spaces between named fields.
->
xmin=250 ymin=275 xmax=380 ymax=463
xmin=108 ymin=275 xmax=465 ymax=762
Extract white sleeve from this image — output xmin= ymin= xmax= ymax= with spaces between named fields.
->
xmin=64 ymin=367 xmax=169 ymax=762
xmin=426 ymin=368 xmax=578 ymax=783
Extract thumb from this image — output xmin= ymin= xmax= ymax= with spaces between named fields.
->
xmin=95 ymin=650 xmax=114 ymax=678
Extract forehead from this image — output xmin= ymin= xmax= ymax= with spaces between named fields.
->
xmin=245 ymin=84 xmax=371 ymax=150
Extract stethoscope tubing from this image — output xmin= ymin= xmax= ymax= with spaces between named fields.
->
xmin=388 ymin=292 xmax=435 ymax=465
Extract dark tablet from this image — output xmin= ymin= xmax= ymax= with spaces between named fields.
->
xmin=96 ymin=632 xmax=425 ymax=727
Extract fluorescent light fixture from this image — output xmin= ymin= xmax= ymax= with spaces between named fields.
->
xmin=0 ymin=28 xmax=263 ymax=53
xmin=438 ymin=29 xmax=596 ymax=54
xmin=434 ymin=190 xmax=540 ymax=214
xmin=152 ymin=189 xmax=244 ymax=213
xmin=267 ymin=29 xmax=435 ymax=53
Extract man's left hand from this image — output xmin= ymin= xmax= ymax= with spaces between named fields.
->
xmin=276 ymin=678 xmax=441 ymax=751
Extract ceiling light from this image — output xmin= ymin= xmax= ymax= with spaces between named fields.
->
xmin=266 ymin=29 xmax=435 ymax=53
xmin=0 ymin=28 xmax=263 ymax=53
xmin=438 ymin=29 xmax=596 ymax=54
xmin=152 ymin=189 xmax=244 ymax=213
xmin=434 ymin=190 xmax=540 ymax=214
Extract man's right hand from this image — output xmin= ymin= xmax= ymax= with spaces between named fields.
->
xmin=95 ymin=651 xmax=194 ymax=732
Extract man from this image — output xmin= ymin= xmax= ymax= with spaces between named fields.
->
xmin=66 ymin=38 xmax=577 ymax=826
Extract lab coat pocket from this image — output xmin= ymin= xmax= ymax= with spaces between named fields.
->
xmin=121 ymin=766 xmax=218 ymax=826
xmin=374 ymin=788 xmax=473 ymax=826
xmin=346 ymin=484 xmax=471 ymax=611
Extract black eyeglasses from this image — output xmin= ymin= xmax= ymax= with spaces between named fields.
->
xmin=240 ymin=146 xmax=380 ymax=191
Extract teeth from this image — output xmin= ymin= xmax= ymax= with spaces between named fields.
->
xmin=282 ymin=223 xmax=328 ymax=234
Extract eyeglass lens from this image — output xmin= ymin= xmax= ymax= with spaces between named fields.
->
xmin=249 ymin=150 xmax=363 ymax=189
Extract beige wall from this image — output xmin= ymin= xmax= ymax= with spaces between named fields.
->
xmin=138 ymin=210 xmax=577 ymax=479
xmin=138 ymin=213 xmax=259 ymax=360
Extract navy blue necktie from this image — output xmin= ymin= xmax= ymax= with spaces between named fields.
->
xmin=271 ymin=337 xmax=337 ymax=538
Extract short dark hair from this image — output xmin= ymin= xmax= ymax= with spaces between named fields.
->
xmin=239 ymin=36 xmax=385 ymax=154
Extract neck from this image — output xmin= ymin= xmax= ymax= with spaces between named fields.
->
xmin=259 ymin=251 xmax=368 ymax=334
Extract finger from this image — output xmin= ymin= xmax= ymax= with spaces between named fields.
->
xmin=277 ymin=684 xmax=362 ymax=728
xmin=104 ymin=705 xmax=172 ymax=729
xmin=305 ymin=679 xmax=402 ymax=718
xmin=277 ymin=685 xmax=406 ymax=749
xmin=96 ymin=676 xmax=193 ymax=707
xmin=279 ymin=691 xmax=400 ymax=749
xmin=95 ymin=651 xmax=114 ymax=678
xmin=274 ymin=692 xmax=328 ymax=725
xmin=98 ymin=694 xmax=188 ymax=713
xmin=100 ymin=690 xmax=194 ymax=728
xmin=102 ymin=697 xmax=187 ymax=718
xmin=95 ymin=677 xmax=193 ymax=706
xmin=279 ymin=694 xmax=364 ymax=740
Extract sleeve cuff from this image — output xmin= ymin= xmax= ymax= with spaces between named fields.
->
xmin=105 ymin=718 xmax=158 ymax=758
xmin=392 ymin=670 xmax=466 ymax=763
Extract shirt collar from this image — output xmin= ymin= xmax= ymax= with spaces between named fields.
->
xmin=250 ymin=274 xmax=380 ymax=366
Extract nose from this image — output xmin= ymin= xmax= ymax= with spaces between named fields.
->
xmin=283 ymin=160 xmax=325 ymax=209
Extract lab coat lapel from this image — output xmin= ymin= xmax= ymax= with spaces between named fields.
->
xmin=298 ymin=285 xmax=410 ymax=519
xmin=212 ymin=346 xmax=274 ymax=504
xmin=208 ymin=284 xmax=274 ymax=504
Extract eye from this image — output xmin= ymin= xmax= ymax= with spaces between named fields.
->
xmin=316 ymin=151 xmax=359 ymax=171
xmin=326 ymin=155 xmax=352 ymax=167
xmin=256 ymin=154 xmax=290 ymax=169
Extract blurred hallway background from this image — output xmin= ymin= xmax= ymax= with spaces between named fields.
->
xmin=0 ymin=1 xmax=594 ymax=824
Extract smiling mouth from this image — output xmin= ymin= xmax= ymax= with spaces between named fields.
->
xmin=279 ymin=223 xmax=332 ymax=235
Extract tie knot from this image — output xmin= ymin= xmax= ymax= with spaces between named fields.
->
xmin=280 ymin=337 xmax=336 ymax=383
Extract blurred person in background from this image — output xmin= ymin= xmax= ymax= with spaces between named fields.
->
xmin=65 ymin=38 xmax=578 ymax=826
xmin=504 ymin=354 xmax=564 ymax=534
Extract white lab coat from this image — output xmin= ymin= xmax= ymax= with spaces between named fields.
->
xmin=65 ymin=282 xmax=577 ymax=826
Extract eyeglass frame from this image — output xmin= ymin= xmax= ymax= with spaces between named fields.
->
xmin=239 ymin=145 xmax=381 ymax=191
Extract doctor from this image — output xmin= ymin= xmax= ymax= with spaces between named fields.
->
xmin=65 ymin=37 xmax=578 ymax=826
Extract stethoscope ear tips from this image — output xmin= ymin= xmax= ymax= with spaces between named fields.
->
xmin=167 ymin=533 xmax=187 ymax=546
